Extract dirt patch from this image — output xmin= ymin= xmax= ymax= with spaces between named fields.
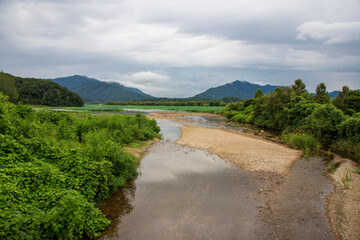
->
xmin=123 ymin=138 xmax=160 ymax=159
xmin=176 ymin=125 xmax=301 ymax=176
xmin=326 ymin=155 xmax=360 ymax=240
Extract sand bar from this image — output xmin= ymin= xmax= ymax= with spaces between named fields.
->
xmin=176 ymin=124 xmax=302 ymax=176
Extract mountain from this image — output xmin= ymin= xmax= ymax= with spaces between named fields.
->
xmin=329 ymin=91 xmax=340 ymax=99
xmin=195 ymin=80 xmax=280 ymax=99
xmin=0 ymin=72 xmax=83 ymax=106
xmin=50 ymin=75 xmax=153 ymax=103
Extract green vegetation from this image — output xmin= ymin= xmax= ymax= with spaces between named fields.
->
xmin=112 ymin=105 xmax=224 ymax=113
xmin=221 ymin=79 xmax=360 ymax=160
xmin=281 ymin=133 xmax=321 ymax=156
xmin=342 ymin=171 xmax=352 ymax=189
xmin=0 ymin=92 xmax=161 ymax=239
xmin=0 ymin=72 xmax=84 ymax=107
xmin=106 ymin=100 xmax=227 ymax=107
xmin=67 ymin=105 xmax=124 ymax=112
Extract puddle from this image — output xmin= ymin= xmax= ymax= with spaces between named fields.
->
xmin=100 ymin=116 xmax=335 ymax=240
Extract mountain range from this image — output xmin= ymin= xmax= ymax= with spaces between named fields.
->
xmin=49 ymin=75 xmax=343 ymax=102
xmin=50 ymin=75 xmax=153 ymax=103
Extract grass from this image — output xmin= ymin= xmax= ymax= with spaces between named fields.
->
xmin=66 ymin=105 xmax=124 ymax=112
xmin=342 ymin=171 xmax=352 ymax=189
xmin=281 ymin=133 xmax=321 ymax=156
xmin=104 ymin=105 xmax=224 ymax=113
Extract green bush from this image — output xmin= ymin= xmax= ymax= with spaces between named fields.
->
xmin=305 ymin=104 xmax=346 ymax=143
xmin=0 ymin=95 xmax=161 ymax=239
xmin=281 ymin=133 xmax=321 ymax=156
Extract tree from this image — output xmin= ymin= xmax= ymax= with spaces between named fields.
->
xmin=314 ymin=83 xmax=330 ymax=104
xmin=291 ymin=79 xmax=308 ymax=96
xmin=254 ymin=88 xmax=264 ymax=98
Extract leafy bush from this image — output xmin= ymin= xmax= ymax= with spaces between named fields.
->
xmin=305 ymin=104 xmax=346 ymax=143
xmin=281 ymin=133 xmax=321 ymax=156
xmin=0 ymin=94 xmax=161 ymax=239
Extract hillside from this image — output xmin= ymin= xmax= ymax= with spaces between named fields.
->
xmin=0 ymin=72 xmax=84 ymax=106
xmin=50 ymin=75 xmax=153 ymax=103
xmin=195 ymin=80 xmax=279 ymax=99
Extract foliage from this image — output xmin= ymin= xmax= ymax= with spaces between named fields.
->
xmin=304 ymin=104 xmax=346 ymax=143
xmin=97 ymin=104 xmax=224 ymax=113
xmin=106 ymin=100 xmax=226 ymax=107
xmin=314 ymin=82 xmax=330 ymax=104
xmin=0 ymin=72 xmax=84 ymax=107
xmin=333 ymin=87 xmax=360 ymax=115
xmin=221 ymin=79 xmax=360 ymax=158
xmin=0 ymin=94 xmax=161 ymax=239
xmin=281 ymin=133 xmax=321 ymax=156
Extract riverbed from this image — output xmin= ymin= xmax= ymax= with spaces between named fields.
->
xmin=100 ymin=114 xmax=335 ymax=240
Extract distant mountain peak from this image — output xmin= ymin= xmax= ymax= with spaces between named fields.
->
xmin=194 ymin=80 xmax=280 ymax=99
xmin=49 ymin=75 xmax=153 ymax=103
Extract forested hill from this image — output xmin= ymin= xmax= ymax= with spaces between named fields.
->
xmin=0 ymin=72 xmax=84 ymax=106
xmin=195 ymin=80 xmax=280 ymax=99
xmin=50 ymin=75 xmax=154 ymax=103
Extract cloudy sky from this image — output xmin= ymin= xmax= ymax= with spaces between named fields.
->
xmin=0 ymin=0 xmax=359 ymax=97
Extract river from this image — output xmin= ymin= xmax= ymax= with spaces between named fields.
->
xmin=100 ymin=115 xmax=334 ymax=240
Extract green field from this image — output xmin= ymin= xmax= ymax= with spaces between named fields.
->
xmin=66 ymin=105 xmax=124 ymax=112
xmin=61 ymin=105 xmax=224 ymax=113
xmin=119 ymin=105 xmax=224 ymax=113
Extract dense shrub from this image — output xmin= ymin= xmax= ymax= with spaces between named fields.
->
xmin=305 ymin=104 xmax=346 ymax=143
xmin=0 ymin=94 xmax=161 ymax=239
xmin=281 ymin=133 xmax=321 ymax=156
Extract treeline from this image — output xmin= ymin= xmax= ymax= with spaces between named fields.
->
xmin=0 ymin=92 xmax=161 ymax=239
xmin=105 ymin=96 xmax=243 ymax=107
xmin=106 ymin=100 xmax=227 ymax=106
xmin=221 ymin=79 xmax=360 ymax=160
xmin=0 ymin=72 xmax=84 ymax=106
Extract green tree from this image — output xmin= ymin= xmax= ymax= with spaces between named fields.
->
xmin=291 ymin=79 xmax=308 ymax=96
xmin=254 ymin=88 xmax=264 ymax=98
xmin=314 ymin=83 xmax=330 ymax=104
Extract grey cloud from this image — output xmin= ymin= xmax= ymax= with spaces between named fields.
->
xmin=0 ymin=0 xmax=359 ymax=97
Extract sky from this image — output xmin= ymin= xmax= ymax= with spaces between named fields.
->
xmin=0 ymin=0 xmax=359 ymax=97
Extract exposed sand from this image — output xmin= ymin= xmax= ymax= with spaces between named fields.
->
xmin=326 ymin=155 xmax=360 ymax=240
xmin=176 ymin=124 xmax=302 ymax=176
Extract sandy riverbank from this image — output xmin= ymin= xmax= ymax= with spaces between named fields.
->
xmin=176 ymin=124 xmax=301 ymax=176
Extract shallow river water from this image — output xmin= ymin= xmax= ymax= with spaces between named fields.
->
xmin=100 ymin=117 xmax=334 ymax=240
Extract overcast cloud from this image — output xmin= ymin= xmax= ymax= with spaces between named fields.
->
xmin=0 ymin=0 xmax=359 ymax=97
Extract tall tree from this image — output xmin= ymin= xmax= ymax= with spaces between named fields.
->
xmin=314 ymin=83 xmax=330 ymax=104
xmin=291 ymin=79 xmax=308 ymax=96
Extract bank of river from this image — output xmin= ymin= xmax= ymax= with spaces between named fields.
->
xmin=99 ymin=113 xmax=342 ymax=239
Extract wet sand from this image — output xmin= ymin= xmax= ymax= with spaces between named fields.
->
xmin=177 ymin=124 xmax=302 ymax=176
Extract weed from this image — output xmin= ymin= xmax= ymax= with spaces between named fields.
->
xmin=341 ymin=171 xmax=352 ymax=189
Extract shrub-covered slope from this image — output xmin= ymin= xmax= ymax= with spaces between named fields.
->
xmin=0 ymin=72 xmax=84 ymax=106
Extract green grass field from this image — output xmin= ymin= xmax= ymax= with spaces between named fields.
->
xmin=36 ymin=104 xmax=224 ymax=114
xmin=118 ymin=105 xmax=224 ymax=113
